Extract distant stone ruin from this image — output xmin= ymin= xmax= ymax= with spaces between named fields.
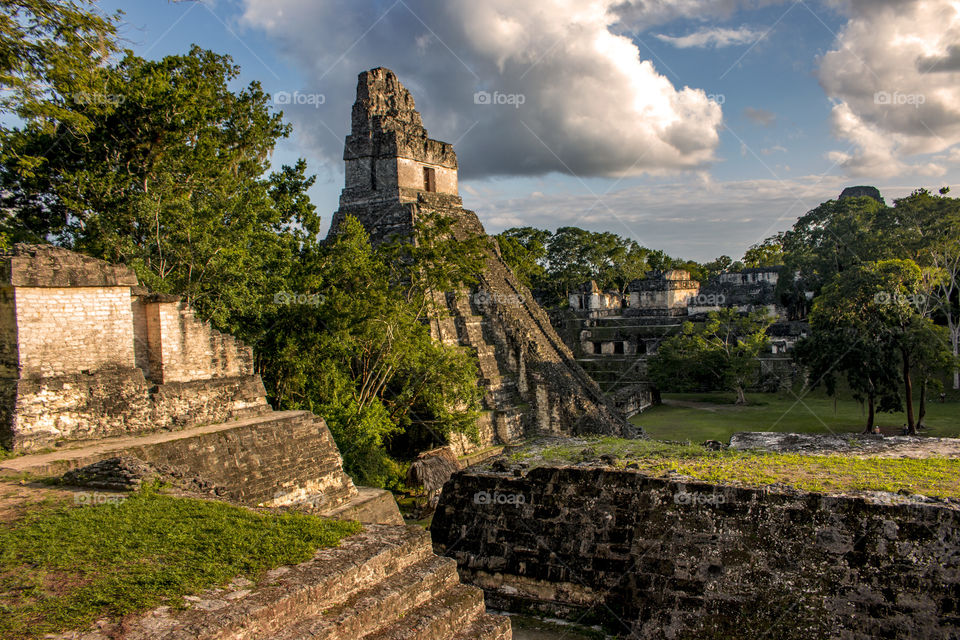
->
xmin=328 ymin=68 xmax=634 ymax=452
xmin=839 ymin=185 xmax=884 ymax=203
xmin=554 ymin=265 xmax=803 ymax=393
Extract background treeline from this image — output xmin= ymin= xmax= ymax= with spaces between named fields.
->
xmin=495 ymin=227 xmax=783 ymax=306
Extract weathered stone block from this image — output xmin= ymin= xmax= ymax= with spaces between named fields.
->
xmin=432 ymin=463 xmax=960 ymax=639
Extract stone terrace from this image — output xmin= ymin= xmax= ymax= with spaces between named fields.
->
xmin=52 ymin=524 xmax=511 ymax=640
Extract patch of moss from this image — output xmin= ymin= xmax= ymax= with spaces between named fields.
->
xmin=0 ymin=487 xmax=361 ymax=638
xmin=515 ymin=437 xmax=960 ymax=499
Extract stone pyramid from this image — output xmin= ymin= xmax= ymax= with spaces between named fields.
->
xmin=328 ymin=68 xmax=635 ymax=451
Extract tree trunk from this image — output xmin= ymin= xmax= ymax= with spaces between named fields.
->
xmin=864 ymin=395 xmax=875 ymax=433
xmin=918 ymin=377 xmax=927 ymax=429
xmin=902 ymin=348 xmax=916 ymax=435
xmin=952 ymin=328 xmax=959 ymax=390
xmin=735 ymin=385 xmax=746 ymax=405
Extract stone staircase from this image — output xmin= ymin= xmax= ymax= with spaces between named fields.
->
xmin=440 ymin=289 xmax=528 ymax=453
xmin=57 ymin=525 xmax=511 ymax=640
xmin=0 ymin=410 xmax=401 ymax=524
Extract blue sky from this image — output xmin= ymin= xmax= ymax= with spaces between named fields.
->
xmin=99 ymin=0 xmax=960 ymax=261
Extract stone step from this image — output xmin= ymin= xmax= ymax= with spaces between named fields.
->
xmin=272 ymin=555 xmax=460 ymax=640
xmin=361 ymin=584 xmax=486 ymax=640
xmin=450 ymin=613 xmax=512 ymax=640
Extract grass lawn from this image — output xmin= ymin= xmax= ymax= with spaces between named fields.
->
xmin=511 ymin=437 xmax=960 ymax=499
xmin=0 ymin=486 xmax=361 ymax=639
xmin=631 ymin=391 xmax=960 ymax=443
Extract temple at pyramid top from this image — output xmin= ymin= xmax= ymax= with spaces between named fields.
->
xmin=339 ymin=68 xmax=459 ymax=208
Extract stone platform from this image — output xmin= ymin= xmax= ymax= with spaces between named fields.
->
xmin=433 ymin=459 xmax=960 ymax=639
xmin=0 ymin=410 xmax=401 ymax=524
xmin=53 ymin=524 xmax=511 ymax=639
xmin=729 ymin=431 xmax=960 ymax=457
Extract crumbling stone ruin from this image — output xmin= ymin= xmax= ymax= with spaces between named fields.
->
xmin=839 ymin=184 xmax=885 ymax=203
xmin=0 ymin=244 xmax=268 ymax=452
xmin=432 ymin=453 xmax=960 ymax=639
xmin=60 ymin=455 xmax=227 ymax=496
xmin=328 ymin=68 xmax=634 ymax=453
xmin=0 ymin=243 xmax=386 ymax=519
xmin=0 ymin=243 xmax=512 ymax=639
xmin=554 ymin=264 xmax=805 ymax=393
xmin=627 ymin=268 xmax=702 ymax=317
xmin=49 ymin=525 xmax=511 ymax=640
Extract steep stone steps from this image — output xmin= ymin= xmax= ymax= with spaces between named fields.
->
xmin=272 ymin=554 xmax=459 ymax=640
xmin=451 ymin=613 xmax=513 ymax=640
xmin=1 ymin=410 xmax=401 ymax=524
xmin=362 ymin=583 xmax=487 ymax=640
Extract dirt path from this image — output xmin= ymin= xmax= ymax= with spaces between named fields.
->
xmin=0 ymin=480 xmax=79 ymax=523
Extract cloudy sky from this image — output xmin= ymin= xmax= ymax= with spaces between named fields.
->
xmin=101 ymin=0 xmax=960 ymax=261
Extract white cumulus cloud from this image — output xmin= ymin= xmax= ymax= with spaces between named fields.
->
xmin=818 ymin=0 xmax=960 ymax=177
xmin=654 ymin=26 xmax=764 ymax=48
xmin=240 ymin=0 xmax=724 ymax=178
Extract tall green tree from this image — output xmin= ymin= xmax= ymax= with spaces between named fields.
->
xmin=793 ymin=328 xmax=902 ymax=433
xmin=803 ymin=259 xmax=947 ymax=433
xmin=884 ymin=188 xmax=960 ymax=389
xmin=648 ymin=308 xmax=772 ymax=404
xmin=494 ymin=227 xmax=549 ymax=291
xmin=2 ymin=46 xmax=314 ymax=336
xmin=778 ymin=195 xmax=887 ymax=317
xmin=1 ymin=1 xmax=119 ymax=156
xmin=742 ymin=234 xmax=784 ymax=268
xmin=259 ymin=217 xmax=483 ymax=485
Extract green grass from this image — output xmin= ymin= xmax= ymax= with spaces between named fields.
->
xmin=0 ymin=487 xmax=361 ymax=639
xmin=631 ymin=391 xmax=960 ymax=442
xmin=515 ymin=436 xmax=960 ymax=499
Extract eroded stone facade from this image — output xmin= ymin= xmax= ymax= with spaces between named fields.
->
xmin=0 ymin=244 xmax=270 ymax=451
xmin=433 ymin=460 xmax=960 ymax=639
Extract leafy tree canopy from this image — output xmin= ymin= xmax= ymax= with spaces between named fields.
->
xmin=648 ymin=308 xmax=772 ymax=404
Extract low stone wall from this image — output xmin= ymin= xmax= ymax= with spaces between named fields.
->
xmin=1 ymin=367 xmax=269 ymax=451
xmin=119 ymin=411 xmax=356 ymax=509
xmin=3 ymin=410 xmax=358 ymax=510
xmin=432 ymin=464 xmax=960 ymax=640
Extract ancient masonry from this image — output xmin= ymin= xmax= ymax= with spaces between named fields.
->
xmin=432 ymin=451 xmax=960 ymax=640
xmin=1 ymin=243 xmax=512 ymax=639
xmin=556 ymin=266 xmax=805 ymax=393
xmin=328 ymin=68 xmax=633 ymax=452
xmin=0 ymin=243 xmax=369 ymax=515
xmin=51 ymin=526 xmax=510 ymax=640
